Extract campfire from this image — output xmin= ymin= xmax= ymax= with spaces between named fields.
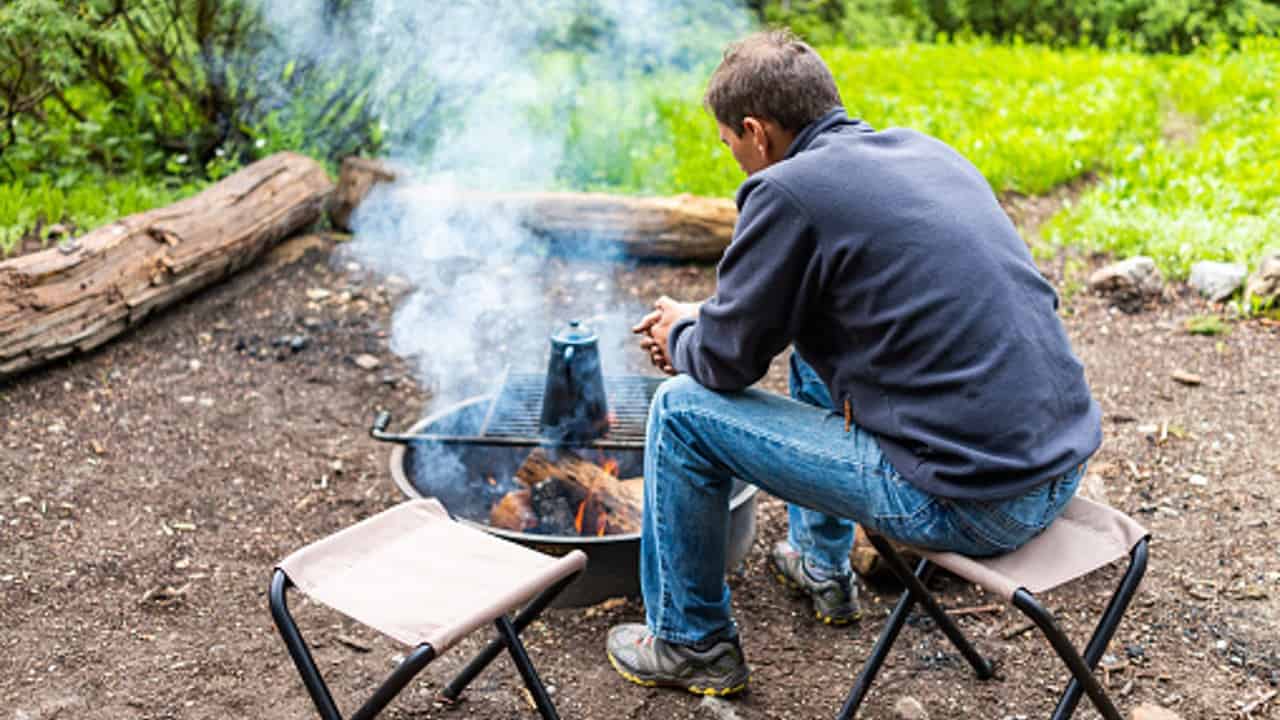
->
xmin=489 ymin=448 xmax=642 ymax=536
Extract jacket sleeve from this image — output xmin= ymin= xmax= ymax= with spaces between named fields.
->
xmin=668 ymin=179 xmax=818 ymax=391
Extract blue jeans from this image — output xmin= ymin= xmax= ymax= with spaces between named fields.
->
xmin=640 ymin=354 xmax=1085 ymax=645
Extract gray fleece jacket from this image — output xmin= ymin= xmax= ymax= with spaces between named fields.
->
xmin=668 ymin=108 xmax=1101 ymax=501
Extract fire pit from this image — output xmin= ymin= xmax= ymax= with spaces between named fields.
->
xmin=375 ymin=372 xmax=760 ymax=607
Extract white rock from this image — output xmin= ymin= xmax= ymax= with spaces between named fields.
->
xmin=1188 ymin=473 xmax=1208 ymax=486
xmin=1088 ymin=257 xmax=1163 ymax=299
xmin=1189 ymin=261 xmax=1247 ymax=302
xmin=353 ymin=354 xmax=381 ymax=370
xmin=1130 ymin=702 xmax=1183 ymax=720
xmin=698 ymin=696 xmax=743 ymax=720
xmin=893 ymin=696 xmax=930 ymax=720
xmin=1246 ymin=252 xmax=1280 ymax=306
xmin=1079 ymin=473 xmax=1109 ymax=504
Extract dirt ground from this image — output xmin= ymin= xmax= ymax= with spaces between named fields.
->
xmin=2 ymin=227 xmax=1278 ymax=720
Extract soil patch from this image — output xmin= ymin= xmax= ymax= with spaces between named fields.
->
xmin=2 ymin=235 xmax=1278 ymax=720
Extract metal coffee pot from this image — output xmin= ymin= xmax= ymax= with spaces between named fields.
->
xmin=540 ymin=320 xmax=610 ymax=443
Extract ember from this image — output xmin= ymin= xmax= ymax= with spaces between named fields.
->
xmin=488 ymin=448 xmax=643 ymax=537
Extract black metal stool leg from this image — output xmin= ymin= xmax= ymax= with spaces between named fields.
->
xmin=496 ymin=616 xmax=561 ymax=720
xmin=438 ymin=570 xmax=581 ymax=702
xmin=270 ymin=570 xmax=344 ymax=720
xmin=867 ymin=535 xmax=995 ymax=679
xmin=1013 ymin=590 xmax=1123 ymax=720
xmin=837 ymin=558 xmax=926 ymax=720
xmin=1051 ymin=538 xmax=1149 ymax=720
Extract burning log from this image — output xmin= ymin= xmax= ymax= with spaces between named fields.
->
xmin=328 ymin=156 xmax=736 ymax=261
xmin=489 ymin=488 xmax=538 ymax=532
xmin=487 ymin=448 xmax=643 ymax=536
xmin=0 ymin=152 xmax=333 ymax=380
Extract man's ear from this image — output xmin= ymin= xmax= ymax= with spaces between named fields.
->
xmin=741 ymin=116 xmax=768 ymax=154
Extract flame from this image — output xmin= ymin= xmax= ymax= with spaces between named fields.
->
xmin=602 ymin=459 xmax=619 ymax=477
xmin=574 ymin=499 xmax=586 ymax=534
xmin=597 ymin=521 xmax=606 ymax=537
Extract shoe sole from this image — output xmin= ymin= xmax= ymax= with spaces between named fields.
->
xmin=770 ymin=558 xmax=862 ymax=625
xmin=606 ymin=650 xmax=749 ymax=697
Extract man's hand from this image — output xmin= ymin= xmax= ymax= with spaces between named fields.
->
xmin=632 ymin=296 xmax=701 ymax=375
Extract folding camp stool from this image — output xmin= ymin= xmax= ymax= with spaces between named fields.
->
xmin=839 ymin=496 xmax=1149 ymax=720
xmin=269 ymin=498 xmax=587 ymax=720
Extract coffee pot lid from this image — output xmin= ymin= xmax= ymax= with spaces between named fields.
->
xmin=551 ymin=319 xmax=597 ymax=344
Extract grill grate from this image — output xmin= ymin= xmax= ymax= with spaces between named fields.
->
xmin=480 ymin=374 xmax=662 ymax=446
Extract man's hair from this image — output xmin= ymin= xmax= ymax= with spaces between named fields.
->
xmin=704 ymin=29 xmax=843 ymax=136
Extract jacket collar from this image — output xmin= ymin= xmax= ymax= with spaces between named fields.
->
xmin=784 ymin=107 xmax=859 ymax=160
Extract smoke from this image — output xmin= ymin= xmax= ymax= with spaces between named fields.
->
xmin=252 ymin=0 xmax=751 ymax=403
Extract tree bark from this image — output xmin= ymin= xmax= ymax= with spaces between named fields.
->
xmin=0 ymin=152 xmax=333 ymax=380
xmin=328 ymin=156 xmax=737 ymax=261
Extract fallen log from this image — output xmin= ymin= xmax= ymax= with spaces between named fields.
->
xmin=329 ymin=156 xmax=737 ymax=261
xmin=0 ymin=152 xmax=333 ymax=380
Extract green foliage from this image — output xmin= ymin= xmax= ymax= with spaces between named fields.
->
xmin=1046 ymin=38 xmax=1280 ymax=278
xmin=0 ymin=175 xmax=202 ymax=255
xmin=567 ymin=42 xmax=1166 ymax=198
xmin=746 ymin=0 xmax=1280 ymax=53
xmin=1185 ymin=315 xmax=1230 ymax=335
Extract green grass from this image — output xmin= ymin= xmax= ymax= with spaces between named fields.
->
xmin=6 ymin=38 xmax=1278 ymax=288
xmin=1 ymin=175 xmax=203 ymax=256
xmin=554 ymin=42 xmax=1169 ymax=199
xmin=1044 ymin=38 xmax=1280 ymax=279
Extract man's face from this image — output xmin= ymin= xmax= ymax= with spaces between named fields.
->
xmin=718 ymin=122 xmax=769 ymax=176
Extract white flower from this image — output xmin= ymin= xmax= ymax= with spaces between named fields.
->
xmin=176 ymin=154 xmax=188 ymax=164
xmin=255 ymin=138 xmax=266 ymax=149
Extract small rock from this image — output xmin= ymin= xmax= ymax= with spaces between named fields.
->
xmin=1125 ymin=643 xmax=1145 ymax=659
xmin=1246 ymin=252 xmax=1280 ymax=307
xmin=893 ymin=696 xmax=929 ymax=720
xmin=198 ymin=397 xmax=215 ymax=408
xmin=306 ymin=288 xmax=332 ymax=301
xmin=698 ymin=696 xmax=743 ymax=720
xmin=1187 ymin=473 xmax=1208 ymax=486
xmin=178 ymin=396 xmax=196 ymax=404
xmin=301 ymin=316 xmax=323 ymax=329
xmin=1088 ymin=256 xmax=1164 ymax=307
xmin=1078 ymin=472 xmax=1109 ymax=504
xmin=353 ymin=354 xmax=381 ymax=370
xmin=1130 ymin=702 xmax=1182 ymax=720
xmin=289 ymin=335 xmax=309 ymax=352
xmin=1189 ymin=261 xmax=1247 ymax=302
xmin=188 ymin=359 xmax=201 ymax=372
xmin=46 ymin=223 xmax=69 ymax=239
xmin=1171 ymin=370 xmax=1202 ymax=386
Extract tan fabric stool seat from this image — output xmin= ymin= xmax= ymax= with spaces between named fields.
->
xmin=923 ymin=496 xmax=1148 ymax=600
xmin=270 ymin=498 xmax=587 ymax=720
xmin=278 ymin=498 xmax=587 ymax=653
xmin=841 ymin=496 xmax=1150 ymax=720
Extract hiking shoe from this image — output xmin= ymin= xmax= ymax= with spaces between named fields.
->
xmin=606 ymin=624 xmax=749 ymax=696
xmin=770 ymin=541 xmax=862 ymax=624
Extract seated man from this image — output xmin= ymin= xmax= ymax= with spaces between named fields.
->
xmin=607 ymin=30 xmax=1100 ymax=696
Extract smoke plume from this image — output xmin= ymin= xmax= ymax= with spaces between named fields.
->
xmin=254 ymin=0 xmax=751 ymax=403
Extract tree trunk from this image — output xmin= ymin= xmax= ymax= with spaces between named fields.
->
xmin=328 ymin=156 xmax=737 ymax=261
xmin=0 ymin=152 xmax=333 ymax=380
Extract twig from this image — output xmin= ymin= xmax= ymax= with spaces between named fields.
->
xmin=1002 ymin=621 xmax=1036 ymax=639
xmin=948 ymin=603 xmax=1005 ymax=618
xmin=1241 ymin=690 xmax=1277 ymax=717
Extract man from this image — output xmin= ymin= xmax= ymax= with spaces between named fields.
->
xmin=606 ymin=30 xmax=1100 ymax=697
